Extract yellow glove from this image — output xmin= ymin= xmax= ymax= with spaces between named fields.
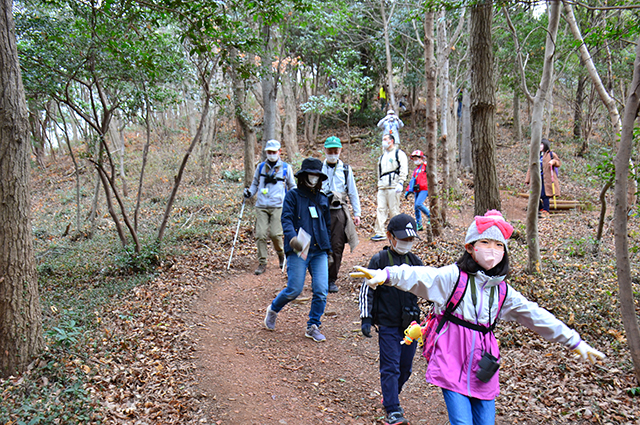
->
xmin=350 ymin=266 xmax=388 ymax=288
xmin=572 ymin=341 xmax=605 ymax=364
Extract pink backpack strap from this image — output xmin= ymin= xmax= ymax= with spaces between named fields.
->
xmin=435 ymin=270 xmax=469 ymax=334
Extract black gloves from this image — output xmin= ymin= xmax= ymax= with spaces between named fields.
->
xmin=361 ymin=323 xmax=372 ymax=338
xmin=243 ymin=188 xmax=252 ymax=198
xmin=404 ymin=191 xmax=411 ymax=199
xmin=361 ymin=318 xmax=372 ymax=338
xmin=290 ymin=237 xmax=303 ymax=252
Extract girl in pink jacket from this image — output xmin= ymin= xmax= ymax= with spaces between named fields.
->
xmin=352 ymin=210 xmax=604 ymax=425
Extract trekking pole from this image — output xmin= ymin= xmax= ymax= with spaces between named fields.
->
xmin=550 ymin=162 xmax=557 ymax=210
xmin=227 ymin=198 xmax=246 ymax=270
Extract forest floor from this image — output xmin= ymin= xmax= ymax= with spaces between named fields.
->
xmin=100 ymin=123 xmax=639 ymax=424
xmin=16 ymin=118 xmax=640 ymax=424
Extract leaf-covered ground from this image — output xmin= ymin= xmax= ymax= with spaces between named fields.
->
xmin=4 ymin=118 xmax=640 ymax=424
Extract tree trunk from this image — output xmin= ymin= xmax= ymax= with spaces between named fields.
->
xmin=230 ymin=50 xmax=257 ymax=190
xmin=281 ymin=65 xmax=300 ymax=159
xmin=57 ymin=103 xmax=81 ymax=234
xmin=613 ymin=35 xmax=640 ymax=385
xmin=157 ymin=82 xmax=212 ymax=243
xmin=381 ymin=0 xmax=397 ymax=112
xmin=513 ymin=87 xmax=522 ymax=142
xmin=261 ymin=23 xmax=277 ymax=148
xmin=470 ymin=0 xmax=500 ymax=216
xmin=27 ymin=109 xmax=46 ymax=168
xmin=0 ymin=0 xmax=44 ymax=377
xmin=424 ymin=10 xmax=440 ymax=237
xmin=574 ymin=74 xmax=585 ymax=141
xmin=460 ymin=82 xmax=472 ymax=172
xmin=437 ymin=9 xmax=450 ymax=224
xmin=525 ymin=0 xmax=561 ymax=274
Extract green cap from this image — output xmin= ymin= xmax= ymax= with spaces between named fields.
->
xmin=324 ymin=136 xmax=342 ymax=149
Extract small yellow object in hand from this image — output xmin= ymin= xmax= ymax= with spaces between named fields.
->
xmin=349 ymin=266 xmax=374 ymax=279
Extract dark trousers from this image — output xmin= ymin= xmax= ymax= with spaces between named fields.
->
xmin=329 ymin=207 xmax=347 ymax=283
xmin=379 ymin=325 xmax=417 ymax=414
xmin=540 ymin=182 xmax=550 ymax=212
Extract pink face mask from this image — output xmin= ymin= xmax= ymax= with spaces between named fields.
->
xmin=474 ymin=247 xmax=504 ymax=270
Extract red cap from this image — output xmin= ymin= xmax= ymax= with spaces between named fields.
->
xmin=410 ymin=150 xmax=424 ymax=158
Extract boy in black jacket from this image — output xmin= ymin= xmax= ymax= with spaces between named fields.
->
xmin=358 ymin=214 xmax=423 ymax=425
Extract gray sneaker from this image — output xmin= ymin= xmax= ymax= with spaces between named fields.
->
xmin=264 ymin=306 xmax=277 ymax=330
xmin=305 ymin=324 xmax=326 ymax=342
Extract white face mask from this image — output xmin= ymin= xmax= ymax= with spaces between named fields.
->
xmin=382 ymin=140 xmax=391 ymax=150
xmin=266 ymin=153 xmax=279 ymax=162
xmin=326 ymin=154 xmax=340 ymax=164
xmin=307 ymin=175 xmax=320 ymax=186
xmin=392 ymin=238 xmax=413 ymax=255
xmin=474 ymin=247 xmax=504 ymax=270
xmin=413 ymin=159 xmax=422 ymax=166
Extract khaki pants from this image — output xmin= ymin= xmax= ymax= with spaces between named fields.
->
xmin=374 ymin=188 xmax=401 ymax=236
xmin=255 ymin=207 xmax=284 ymax=265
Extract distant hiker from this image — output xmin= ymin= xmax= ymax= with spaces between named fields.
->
xmin=353 ymin=210 xmax=605 ymax=425
xmin=378 ymin=85 xmax=387 ymax=111
xmin=321 ymin=136 xmax=361 ymax=293
xmin=405 ymin=150 xmax=430 ymax=231
xmin=525 ymin=138 xmax=561 ymax=218
xmin=264 ymin=158 xmax=332 ymax=342
xmin=377 ymin=109 xmax=404 ymax=145
xmin=371 ymin=134 xmax=408 ymax=242
xmin=244 ymin=140 xmax=296 ymax=275
xmin=359 ymin=214 xmax=422 ymax=425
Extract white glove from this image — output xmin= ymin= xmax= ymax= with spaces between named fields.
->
xmin=572 ymin=341 xmax=605 ymax=364
xmin=395 ymin=183 xmax=404 ymax=193
xmin=350 ymin=266 xmax=388 ymax=289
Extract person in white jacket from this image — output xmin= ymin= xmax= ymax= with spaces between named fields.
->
xmin=352 ymin=210 xmax=605 ymax=425
xmin=377 ymin=109 xmax=404 ymax=144
xmin=372 ymin=134 xmax=408 ymax=242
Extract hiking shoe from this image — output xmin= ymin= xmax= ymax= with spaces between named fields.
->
xmin=417 ymin=224 xmax=424 ymax=231
xmin=278 ymin=253 xmax=285 ymax=269
xmin=328 ymin=281 xmax=339 ymax=293
xmin=264 ymin=306 xmax=277 ymax=330
xmin=255 ymin=264 xmax=267 ymax=275
xmin=384 ymin=411 xmax=409 ymax=425
xmin=371 ymin=234 xmax=386 ymax=242
xmin=305 ymin=324 xmax=326 ymax=342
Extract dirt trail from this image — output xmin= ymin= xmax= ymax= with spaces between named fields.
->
xmin=193 ymin=236 xmax=450 ymax=425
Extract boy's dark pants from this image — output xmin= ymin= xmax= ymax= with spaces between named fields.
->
xmin=378 ymin=325 xmax=417 ymax=414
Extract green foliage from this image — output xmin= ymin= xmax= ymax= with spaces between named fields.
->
xmin=46 ymin=319 xmax=82 ymax=348
xmin=113 ymin=243 xmax=163 ymax=275
xmin=221 ymin=169 xmax=244 ymax=182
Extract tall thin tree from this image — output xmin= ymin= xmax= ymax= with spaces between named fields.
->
xmin=0 ymin=0 xmax=43 ymax=377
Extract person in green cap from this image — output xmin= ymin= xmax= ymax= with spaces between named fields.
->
xmin=321 ymin=136 xmax=361 ymax=293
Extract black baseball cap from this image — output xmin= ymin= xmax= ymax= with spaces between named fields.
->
xmin=387 ymin=214 xmax=419 ymax=239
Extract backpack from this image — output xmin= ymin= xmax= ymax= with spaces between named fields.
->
xmin=421 ymin=270 xmax=508 ymax=363
xmin=258 ymin=162 xmax=289 ymax=192
xmin=378 ymin=149 xmax=401 ymax=185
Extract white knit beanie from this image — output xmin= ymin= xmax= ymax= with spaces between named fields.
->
xmin=464 ymin=210 xmax=512 ymax=251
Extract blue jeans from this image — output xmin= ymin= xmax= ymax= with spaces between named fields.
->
xmin=442 ymin=389 xmax=495 ymax=425
xmin=414 ymin=190 xmax=430 ymax=226
xmin=379 ymin=326 xmax=417 ymax=414
xmin=270 ymin=250 xmax=328 ymax=328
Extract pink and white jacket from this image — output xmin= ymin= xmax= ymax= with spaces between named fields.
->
xmin=385 ymin=263 xmax=581 ymax=400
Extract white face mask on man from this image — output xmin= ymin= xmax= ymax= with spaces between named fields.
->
xmin=326 ymin=154 xmax=340 ymax=164
xmin=266 ymin=153 xmax=279 ymax=162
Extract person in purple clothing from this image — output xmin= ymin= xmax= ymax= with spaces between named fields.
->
xmin=353 ymin=210 xmax=605 ymax=425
